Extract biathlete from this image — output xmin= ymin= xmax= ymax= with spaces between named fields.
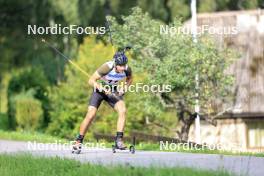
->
xmin=72 ymin=51 xmax=132 ymax=153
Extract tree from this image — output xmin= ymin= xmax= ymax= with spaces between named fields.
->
xmin=107 ymin=7 xmax=236 ymax=140
xmin=0 ymin=0 xmax=78 ymax=84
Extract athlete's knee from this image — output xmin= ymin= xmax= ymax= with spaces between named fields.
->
xmin=86 ymin=106 xmax=97 ymax=119
xmin=118 ymin=106 xmax=126 ymax=115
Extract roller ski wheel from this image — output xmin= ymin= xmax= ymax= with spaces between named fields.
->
xmin=129 ymin=145 xmax=135 ymax=154
xmin=112 ymin=145 xmax=116 ymax=153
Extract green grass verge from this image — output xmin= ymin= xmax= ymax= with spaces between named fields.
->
xmin=135 ymin=142 xmax=264 ymax=157
xmin=0 ymin=153 xmax=232 ymax=176
xmin=0 ymin=130 xmax=67 ymax=143
xmin=0 ymin=129 xmax=263 ymax=157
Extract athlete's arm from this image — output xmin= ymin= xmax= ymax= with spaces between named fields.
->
xmin=126 ymin=75 xmax=132 ymax=86
xmin=125 ymin=66 xmax=132 ymax=86
xmin=88 ymin=71 xmax=104 ymax=91
xmin=88 ymin=63 xmax=112 ymax=94
xmin=121 ymin=67 xmax=132 ymax=94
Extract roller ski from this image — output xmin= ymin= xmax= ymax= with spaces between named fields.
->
xmin=112 ymin=135 xmax=135 ymax=154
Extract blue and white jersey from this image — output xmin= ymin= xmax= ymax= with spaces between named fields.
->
xmin=97 ymin=61 xmax=131 ymax=85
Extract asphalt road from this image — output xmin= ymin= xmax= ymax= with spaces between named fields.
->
xmin=1 ymin=139 xmax=263 ymax=176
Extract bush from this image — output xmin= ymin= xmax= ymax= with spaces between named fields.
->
xmin=0 ymin=113 xmax=8 ymax=130
xmin=7 ymin=67 xmax=49 ymax=129
xmin=15 ymin=96 xmax=43 ymax=131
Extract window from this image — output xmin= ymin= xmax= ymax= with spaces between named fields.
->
xmin=247 ymin=121 xmax=264 ymax=148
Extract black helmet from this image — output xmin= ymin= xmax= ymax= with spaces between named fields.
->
xmin=114 ymin=52 xmax=128 ymax=65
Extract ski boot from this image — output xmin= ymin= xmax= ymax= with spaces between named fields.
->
xmin=115 ymin=137 xmax=127 ymax=149
xmin=112 ymin=136 xmax=135 ymax=154
xmin=112 ymin=132 xmax=127 ymax=153
xmin=71 ymin=134 xmax=84 ymax=154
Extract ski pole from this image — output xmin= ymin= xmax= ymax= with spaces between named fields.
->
xmin=41 ymin=38 xmax=90 ymax=77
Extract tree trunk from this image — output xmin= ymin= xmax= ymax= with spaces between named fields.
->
xmin=176 ymin=102 xmax=196 ymax=141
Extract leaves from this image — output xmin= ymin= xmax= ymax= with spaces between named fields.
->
xmin=108 ymin=7 xmax=237 ymax=115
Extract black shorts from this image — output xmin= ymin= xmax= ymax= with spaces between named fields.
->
xmin=88 ymin=89 xmax=123 ymax=108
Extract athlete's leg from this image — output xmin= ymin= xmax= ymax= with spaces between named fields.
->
xmin=74 ymin=91 xmax=103 ymax=147
xmin=114 ymin=100 xmax=127 ymax=132
xmin=113 ymin=100 xmax=127 ymax=149
xmin=72 ymin=90 xmax=102 ymax=153
xmin=73 ymin=106 xmax=97 ymax=152
xmin=79 ymin=106 xmax=97 ymax=135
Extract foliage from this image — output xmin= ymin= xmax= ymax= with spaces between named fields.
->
xmin=0 ymin=0 xmax=78 ymax=84
xmin=0 ymin=113 xmax=8 ymax=130
xmin=7 ymin=68 xmax=49 ymax=129
xmin=0 ymin=0 xmax=261 ymax=82
xmin=15 ymin=91 xmax=43 ymax=131
xmin=108 ymin=7 xmax=236 ymax=116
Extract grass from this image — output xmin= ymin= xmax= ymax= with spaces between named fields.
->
xmin=136 ymin=142 xmax=264 ymax=157
xmin=0 ymin=129 xmax=263 ymax=157
xmin=0 ymin=130 xmax=67 ymax=143
xmin=0 ymin=153 xmax=232 ymax=176
xmin=0 ymin=114 xmax=67 ymax=143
